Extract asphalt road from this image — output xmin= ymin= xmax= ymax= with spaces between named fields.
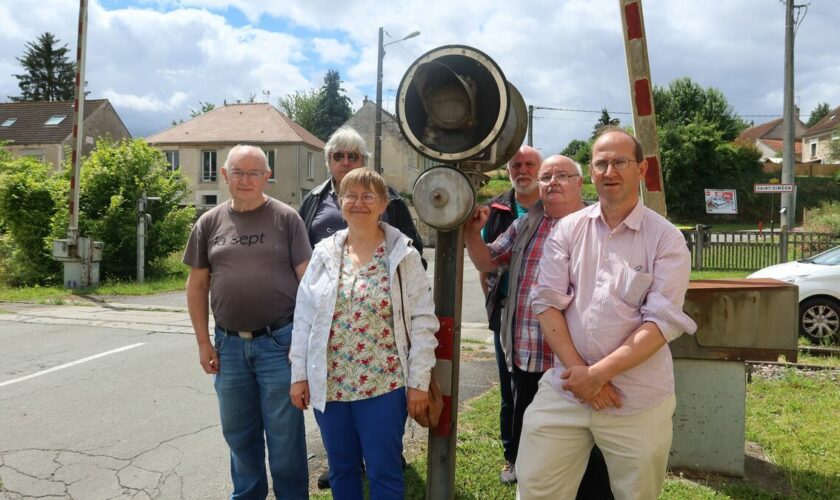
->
xmin=0 ymin=251 xmax=497 ymax=499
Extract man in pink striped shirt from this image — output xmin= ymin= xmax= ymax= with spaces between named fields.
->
xmin=516 ymin=128 xmax=697 ymax=500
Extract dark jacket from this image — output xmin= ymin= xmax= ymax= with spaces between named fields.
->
xmin=483 ymin=188 xmax=519 ymax=332
xmin=299 ymin=177 xmax=425 ymax=261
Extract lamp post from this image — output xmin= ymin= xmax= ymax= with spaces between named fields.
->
xmin=374 ymin=27 xmax=420 ymax=174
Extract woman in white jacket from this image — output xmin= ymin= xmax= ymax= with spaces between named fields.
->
xmin=290 ymin=168 xmax=438 ymax=499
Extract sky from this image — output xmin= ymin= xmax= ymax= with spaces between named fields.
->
xmin=1 ymin=0 xmax=839 ymax=157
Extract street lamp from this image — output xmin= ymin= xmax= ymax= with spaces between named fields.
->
xmin=374 ymin=27 xmax=420 ymax=174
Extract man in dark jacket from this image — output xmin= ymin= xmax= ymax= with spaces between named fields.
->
xmin=480 ymin=145 xmax=541 ymax=483
xmin=299 ymin=126 xmax=423 ymax=259
xmin=299 ymin=126 xmax=424 ymax=489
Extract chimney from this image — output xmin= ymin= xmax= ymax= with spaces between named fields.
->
xmin=794 ymin=105 xmax=800 ymax=120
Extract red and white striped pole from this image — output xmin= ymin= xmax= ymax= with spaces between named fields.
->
xmin=68 ymin=0 xmax=88 ymax=243
xmin=619 ymin=0 xmax=668 ymax=217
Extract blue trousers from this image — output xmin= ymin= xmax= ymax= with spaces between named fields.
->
xmin=315 ymin=388 xmax=407 ymax=500
xmin=214 ymin=324 xmax=308 ymax=499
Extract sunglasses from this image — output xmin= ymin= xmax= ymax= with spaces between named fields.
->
xmin=331 ymin=151 xmax=362 ymax=163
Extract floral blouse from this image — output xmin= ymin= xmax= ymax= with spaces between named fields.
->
xmin=326 ymin=243 xmax=403 ymax=402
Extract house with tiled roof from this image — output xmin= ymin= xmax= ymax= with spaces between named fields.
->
xmin=0 ymin=99 xmax=130 ymax=168
xmin=146 ymin=103 xmax=327 ymax=208
xmin=801 ymin=104 xmax=840 ymax=164
xmin=737 ymin=113 xmax=806 ymax=163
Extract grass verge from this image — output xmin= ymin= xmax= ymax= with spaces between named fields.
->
xmin=313 ymin=367 xmax=839 ymax=499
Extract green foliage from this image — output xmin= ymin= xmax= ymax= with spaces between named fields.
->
xmin=591 ymin=108 xmax=620 ymax=138
xmin=828 ymin=125 xmax=840 ymax=162
xmin=659 ymin=120 xmax=764 ymax=220
xmin=0 ymin=155 xmax=62 ymax=285
xmin=561 ymin=138 xmax=592 ymax=167
xmin=278 ymin=89 xmax=321 ymax=135
xmin=50 ymin=138 xmax=195 ymax=280
xmin=806 ymin=102 xmax=831 ymax=128
xmin=312 ymin=69 xmax=353 ymax=141
xmin=803 ymin=200 xmax=840 ymax=235
xmin=792 ymin=176 xmax=840 ymax=224
xmin=653 ymin=77 xmax=749 ymax=140
xmin=189 ymin=101 xmax=215 ymax=117
xmin=10 ymin=32 xmax=76 ymax=102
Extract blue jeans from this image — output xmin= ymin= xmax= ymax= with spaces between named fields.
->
xmin=315 ymin=388 xmax=407 ymax=500
xmin=214 ymin=324 xmax=308 ymax=499
xmin=493 ymin=327 xmax=515 ymax=461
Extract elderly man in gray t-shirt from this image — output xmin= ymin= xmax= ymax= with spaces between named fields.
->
xmin=184 ymin=145 xmax=311 ymax=499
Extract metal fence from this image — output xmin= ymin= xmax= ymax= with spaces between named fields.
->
xmin=681 ymin=226 xmax=840 ymax=271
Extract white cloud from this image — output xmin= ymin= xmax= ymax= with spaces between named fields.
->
xmin=311 ymin=38 xmax=354 ymax=65
xmin=102 ymin=89 xmax=187 ymax=112
xmin=2 ymin=0 xmax=837 ymax=149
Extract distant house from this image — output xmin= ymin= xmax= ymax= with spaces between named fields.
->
xmin=342 ymin=98 xmax=436 ymax=195
xmin=146 ymin=103 xmax=326 ymax=209
xmin=801 ymin=104 xmax=840 ymax=164
xmin=737 ymin=113 xmax=806 ymax=163
xmin=0 ymin=99 xmax=130 ymax=168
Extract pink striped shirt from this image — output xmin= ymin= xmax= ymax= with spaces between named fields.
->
xmin=531 ymin=201 xmax=697 ymax=415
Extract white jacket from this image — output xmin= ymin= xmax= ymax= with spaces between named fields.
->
xmin=290 ymin=222 xmax=439 ymax=412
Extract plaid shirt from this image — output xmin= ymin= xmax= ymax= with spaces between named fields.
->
xmin=488 ymin=215 xmax=559 ymax=372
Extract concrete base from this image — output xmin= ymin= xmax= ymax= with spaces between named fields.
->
xmin=669 ymin=359 xmax=746 ymax=477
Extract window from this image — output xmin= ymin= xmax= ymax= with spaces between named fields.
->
xmin=1 ymin=118 xmax=16 ymax=127
xmin=164 ymin=150 xmax=180 ymax=171
xmin=306 ymin=152 xmax=314 ymax=180
xmin=202 ymin=150 xmax=217 ymax=182
xmin=264 ymin=148 xmax=276 ymax=181
xmin=202 ymin=194 xmax=218 ymax=205
xmin=809 ymin=141 xmax=818 ymax=159
xmin=44 ymin=115 xmax=67 ymax=126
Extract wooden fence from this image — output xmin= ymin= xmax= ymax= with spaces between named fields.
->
xmin=681 ymin=227 xmax=840 ymax=271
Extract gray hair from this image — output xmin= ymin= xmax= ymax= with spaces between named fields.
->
xmin=323 ymin=127 xmax=370 ymax=167
xmin=224 ymin=144 xmax=269 ymax=171
xmin=543 ymin=155 xmax=583 ymax=176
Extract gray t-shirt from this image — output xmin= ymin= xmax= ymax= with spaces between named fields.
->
xmin=183 ymin=197 xmax=312 ymax=331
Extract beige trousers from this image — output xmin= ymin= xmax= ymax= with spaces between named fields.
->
xmin=516 ymin=378 xmax=676 ymax=500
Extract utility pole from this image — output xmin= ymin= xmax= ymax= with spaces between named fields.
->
xmin=527 ymin=105 xmax=534 ymax=146
xmin=781 ymin=0 xmax=805 ymax=231
xmin=374 ymin=27 xmax=385 ymax=174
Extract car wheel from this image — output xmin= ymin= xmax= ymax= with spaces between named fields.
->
xmin=799 ymin=298 xmax=840 ymax=345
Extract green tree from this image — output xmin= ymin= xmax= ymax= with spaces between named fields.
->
xmin=10 ymin=32 xmax=76 ymax=102
xmin=828 ymin=125 xmax=840 ymax=162
xmin=806 ymin=102 xmax=831 ymax=128
xmin=653 ymin=77 xmax=748 ymax=141
xmin=591 ymin=108 xmax=620 ymax=138
xmin=312 ymin=69 xmax=353 ymax=141
xmin=51 ymin=139 xmax=195 ymax=280
xmin=190 ymin=101 xmax=215 ymax=117
xmin=278 ymin=89 xmax=321 ymax=135
xmin=560 ymin=138 xmax=592 ymax=170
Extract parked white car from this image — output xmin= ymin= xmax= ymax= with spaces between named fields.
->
xmin=748 ymin=246 xmax=840 ymax=344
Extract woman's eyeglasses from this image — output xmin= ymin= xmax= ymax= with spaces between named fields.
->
xmin=331 ymin=152 xmax=361 ymax=163
xmin=341 ymin=192 xmax=379 ymax=204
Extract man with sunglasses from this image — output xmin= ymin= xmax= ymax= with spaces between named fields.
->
xmin=517 ymin=128 xmax=697 ymax=499
xmin=299 ymin=126 xmax=424 ymax=260
xmin=298 ymin=126 xmax=424 ymax=489
xmin=184 ymin=145 xmax=310 ymax=498
xmin=464 ymin=155 xmax=612 ymax=497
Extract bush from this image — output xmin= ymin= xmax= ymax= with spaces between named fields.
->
xmin=803 ymin=200 xmax=840 ymax=235
xmin=0 ymin=156 xmax=62 ymax=285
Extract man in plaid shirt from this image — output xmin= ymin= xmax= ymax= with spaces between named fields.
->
xmin=466 ymin=155 xmax=611 ymax=497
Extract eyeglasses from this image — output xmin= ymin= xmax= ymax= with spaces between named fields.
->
xmin=228 ymin=169 xmax=267 ymax=180
xmin=590 ymin=158 xmax=637 ymax=173
xmin=538 ymin=173 xmax=580 ymax=184
xmin=341 ymin=192 xmax=379 ymax=204
xmin=331 ymin=151 xmax=362 ymax=163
